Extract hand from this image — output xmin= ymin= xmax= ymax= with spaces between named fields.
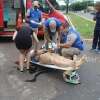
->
xmin=57 ymin=43 xmax=61 ymax=48
xmin=34 ymin=50 xmax=38 ymax=56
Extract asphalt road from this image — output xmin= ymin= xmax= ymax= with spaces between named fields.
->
xmin=0 ymin=38 xmax=100 ymax=100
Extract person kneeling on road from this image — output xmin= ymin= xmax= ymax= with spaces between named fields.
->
xmin=58 ymin=24 xmax=84 ymax=59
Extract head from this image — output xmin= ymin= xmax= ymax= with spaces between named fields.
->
xmin=32 ymin=0 xmax=39 ymax=9
xmin=94 ymin=2 xmax=100 ymax=12
xmin=61 ymin=22 xmax=70 ymax=33
xmin=49 ymin=20 xmax=57 ymax=33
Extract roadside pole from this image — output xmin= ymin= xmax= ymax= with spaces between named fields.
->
xmin=65 ymin=0 xmax=69 ymax=14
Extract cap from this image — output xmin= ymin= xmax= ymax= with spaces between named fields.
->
xmin=49 ymin=20 xmax=56 ymax=33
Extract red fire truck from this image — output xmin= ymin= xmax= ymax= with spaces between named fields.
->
xmin=0 ymin=0 xmax=22 ymax=36
xmin=0 ymin=0 xmax=67 ymax=37
xmin=0 ymin=0 xmax=49 ymax=37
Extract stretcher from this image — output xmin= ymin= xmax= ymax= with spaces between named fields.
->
xmin=29 ymin=58 xmax=80 ymax=84
xmin=26 ymin=41 xmax=83 ymax=84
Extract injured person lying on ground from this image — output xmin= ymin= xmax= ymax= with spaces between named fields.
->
xmin=27 ymin=49 xmax=86 ymax=71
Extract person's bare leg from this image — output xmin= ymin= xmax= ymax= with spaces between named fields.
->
xmin=19 ymin=51 xmax=25 ymax=72
xmin=27 ymin=50 xmax=35 ymax=70
xmin=33 ymin=30 xmax=39 ymax=51
xmin=26 ymin=49 xmax=45 ymax=69
xmin=73 ymin=55 xmax=86 ymax=69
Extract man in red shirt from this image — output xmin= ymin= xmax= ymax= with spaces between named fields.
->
xmin=46 ymin=0 xmax=69 ymax=28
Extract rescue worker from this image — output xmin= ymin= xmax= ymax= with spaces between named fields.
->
xmin=43 ymin=17 xmax=62 ymax=46
xmin=26 ymin=0 xmax=42 ymax=51
xmin=58 ymin=24 xmax=84 ymax=59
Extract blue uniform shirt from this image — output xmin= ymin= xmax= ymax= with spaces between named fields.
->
xmin=60 ymin=27 xmax=84 ymax=50
xmin=27 ymin=8 xmax=42 ymax=28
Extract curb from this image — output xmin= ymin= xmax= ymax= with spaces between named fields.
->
xmin=66 ymin=13 xmax=93 ymax=42
xmin=83 ymin=39 xmax=92 ymax=42
xmin=69 ymin=12 xmax=95 ymax=23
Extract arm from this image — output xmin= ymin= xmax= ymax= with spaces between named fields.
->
xmin=57 ymin=27 xmax=61 ymax=45
xmin=58 ymin=34 xmax=76 ymax=48
xmin=58 ymin=43 xmax=71 ymax=48
xmin=56 ymin=19 xmax=62 ymax=44
xmin=26 ymin=9 xmax=31 ymax=23
xmin=44 ymin=28 xmax=51 ymax=43
xmin=32 ymin=30 xmax=39 ymax=51
xmin=12 ymin=30 xmax=17 ymax=40
xmin=45 ymin=0 xmax=55 ymax=11
xmin=43 ymin=20 xmax=51 ymax=43
xmin=32 ymin=31 xmax=39 ymax=54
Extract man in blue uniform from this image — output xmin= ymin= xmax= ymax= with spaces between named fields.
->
xmin=58 ymin=25 xmax=84 ymax=59
xmin=43 ymin=17 xmax=62 ymax=48
xmin=26 ymin=1 xmax=42 ymax=30
xmin=26 ymin=0 xmax=42 ymax=52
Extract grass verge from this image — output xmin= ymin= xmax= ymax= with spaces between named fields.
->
xmin=67 ymin=12 xmax=95 ymax=38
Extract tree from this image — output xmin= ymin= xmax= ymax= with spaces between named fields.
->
xmin=48 ymin=0 xmax=60 ymax=9
xmin=69 ymin=1 xmax=94 ymax=11
xmin=38 ymin=0 xmax=60 ymax=12
xmin=64 ymin=0 xmax=69 ymax=13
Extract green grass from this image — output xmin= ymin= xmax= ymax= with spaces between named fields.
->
xmin=67 ymin=13 xmax=95 ymax=38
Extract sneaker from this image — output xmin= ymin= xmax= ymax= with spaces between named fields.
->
xmin=89 ymin=48 xmax=96 ymax=52
xmin=16 ymin=67 xmax=24 ymax=72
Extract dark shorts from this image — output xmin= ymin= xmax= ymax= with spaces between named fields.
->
xmin=15 ymin=35 xmax=32 ymax=50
